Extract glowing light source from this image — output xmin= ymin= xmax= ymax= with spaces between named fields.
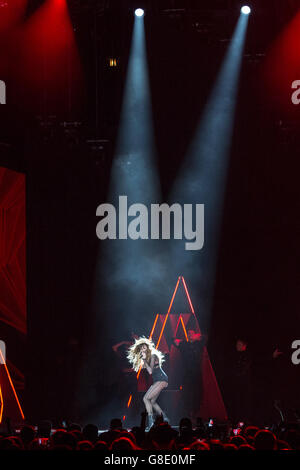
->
xmin=135 ymin=8 xmax=144 ymax=17
xmin=241 ymin=6 xmax=251 ymax=15
xmin=109 ymin=58 xmax=118 ymax=67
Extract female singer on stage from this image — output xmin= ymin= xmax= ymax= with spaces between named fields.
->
xmin=127 ymin=337 xmax=169 ymax=429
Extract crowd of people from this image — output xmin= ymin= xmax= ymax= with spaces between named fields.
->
xmin=0 ymin=414 xmax=299 ymax=451
xmin=0 ymin=335 xmax=294 ymax=452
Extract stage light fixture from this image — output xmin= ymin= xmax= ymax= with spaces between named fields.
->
xmin=241 ymin=6 xmax=251 ymax=15
xmin=135 ymin=8 xmax=144 ymax=17
xmin=109 ymin=58 xmax=118 ymax=67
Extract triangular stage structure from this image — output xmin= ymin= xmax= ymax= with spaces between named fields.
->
xmin=0 ymin=348 xmax=25 ymax=427
xmin=126 ymin=276 xmax=227 ymax=422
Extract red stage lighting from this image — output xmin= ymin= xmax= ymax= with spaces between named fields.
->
xmin=262 ymin=10 xmax=300 ymax=112
xmin=0 ymin=0 xmax=27 ymax=33
xmin=15 ymin=0 xmax=83 ymax=114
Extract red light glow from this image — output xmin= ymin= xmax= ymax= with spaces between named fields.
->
xmin=15 ymin=0 xmax=83 ymax=114
xmin=0 ymin=0 xmax=27 ymax=33
xmin=262 ymin=10 xmax=300 ymax=112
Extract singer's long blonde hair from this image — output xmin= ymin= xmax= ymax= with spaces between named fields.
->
xmin=127 ymin=336 xmax=165 ymax=372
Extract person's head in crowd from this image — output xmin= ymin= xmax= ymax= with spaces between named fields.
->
xmin=76 ymin=440 xmax=94 ymax=451
xmin=20 ymin=425 xmax=36 ymax=447
xmin=194 ymin=417 xmax=206 ymax=439
xmin=121 ymin=431 xmax=137 ymax=446
xmin=244 ymin=425 xmax=259 ymax=438
xmin=50 ymin=429 xmax=67 ymax=447
xmin=0 ymin=437 xmax=21 ymax=450
xmin=223 ymin=443 xmax=238 ymax=450
xmin=154 ymin=414 xmax=164 ymax=426
xmin=8 ymin=436 xmax=24 ymax=449
xmin=209 ymin=439 xmax=224 ymax=450
xmin=110 ymin=437 xmax=139 ymax=450
xmin=237 ymin=444 xmax=255 ymax=451
xmin=284 ymin=429 xmax=300 ymax=450
xmin=65 ymin=432 xmax=80 ymax=449
xmin=94 ymin=440 xmax=109 ymax=450
xmin=149 ymin=422 xmax=177 ymax=449
xmin=50 ymin=429 xmax=77 ymax=450
xmin=246 ymin=436 xmax=255 ymax=447
xmin=131 ymin=426 xmax=145 ymax=447
xmin=28 ymin=438 xmax=47 ymax=450
xmin=37 ymin=420 xmax=52 ymax=438
xmin=69 ymin=430 xmax=83 ymax=442
xmin=171 ymin=418 xmax=195 ymax=448
xmin=179 ymin=417 xmax=193 ymax=434
xmin=254 ymin=430 xmax=277 ymax=450
xmin=98 ymin=428 xmax=122 ymax=446
xmin=67 ymin=423 xmax=82 ymax=433
xmin=230 ymin=435 xmax=247 ymax=447
xmin=83 ymin=423 xmax=99 ymax=443
xmin=276 ymin=439 xmax=291 ymax=450
xmin=110 ymin=418 xmax=123 ymax=431
xmin=186 ymin=440 xmax=210 ymax=450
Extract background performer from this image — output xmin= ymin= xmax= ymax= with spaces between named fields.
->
xmin=173 ymin=330 xmax=207 ymax=420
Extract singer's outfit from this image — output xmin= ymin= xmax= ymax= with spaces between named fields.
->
xmin=151 ymin=355 xmax=168 ymax=383
xmin=144 ymin=354 xmax=169 ymax=428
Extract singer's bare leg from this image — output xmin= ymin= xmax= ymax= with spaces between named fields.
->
xmin=143 ymin=384 xmax=155 ymax=415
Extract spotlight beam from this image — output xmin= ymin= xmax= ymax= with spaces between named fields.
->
xmin=90 ymin=9 xmax=164 ymax=416
xmin=169 ymin=12 xmax=250 ymax=321
xmin=109 ymin=8 xmax=160 ymax=209
xmin=98 ymin=4 xmax=162 ymax=331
